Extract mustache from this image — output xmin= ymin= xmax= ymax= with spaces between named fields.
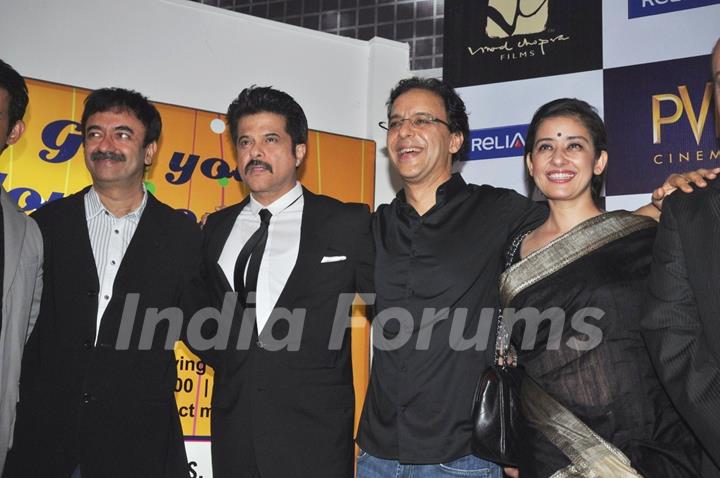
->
xmin=91 ymin=151 xmax=125 ymax=162
xmin=245 ymin=159 xmax=273 ymax=174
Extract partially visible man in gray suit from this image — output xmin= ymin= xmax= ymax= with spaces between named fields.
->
xmin=0 ymin=59 xmax=42 ymax=473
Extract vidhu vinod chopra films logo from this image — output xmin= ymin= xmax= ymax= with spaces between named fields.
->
xmin=469 ymin=0 xmax=567 ymax=61
xmin=485 ymin=0 xmax=548 ymax=38
xmin=444 ymin=0 xmax=602 ymax=87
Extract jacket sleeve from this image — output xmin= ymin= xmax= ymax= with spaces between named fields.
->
xmin=24 ymin=217 xmax=43 ymax=343
xmin=641 ymin=198 xmax=720 ymax=466
xmin=184 ymin=213 xmax=226 ymax=371
xmin=353 ymin=204 xmax=375 ymax=298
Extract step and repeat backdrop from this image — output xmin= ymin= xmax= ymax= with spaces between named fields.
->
xmin=444 ymin=0 xmax=720 ymax=210
xmin=1 ymin=78 xmax=375 ymax=477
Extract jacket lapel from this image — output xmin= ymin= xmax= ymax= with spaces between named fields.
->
xmin=709 ymin=186 xmax=720 ymax=225
xmin=2 ymin=188 xmax=26 ymax=301
xmin=207 ymin=198 xmax=249 ymax=294
xmin=273 ymin=187 xmax=332 ymax=310
xmin=208 ymin=198 xmax=248 ymax=266
xmin=64 ymin=187 xmax=100 ymax=287
xmin=708 ymin=187 xmax=720 ymax=301
xmin=109 ymin=194 xmax=164 ymax=295
xmin=62 ymin=188 xmax=101 ymax=342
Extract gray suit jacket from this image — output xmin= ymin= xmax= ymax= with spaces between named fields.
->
xmin=0 ymin=188 xmax=42 ymax=472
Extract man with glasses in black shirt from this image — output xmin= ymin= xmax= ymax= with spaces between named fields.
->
xmin=355 ymin=77 xmax=543 ymax=478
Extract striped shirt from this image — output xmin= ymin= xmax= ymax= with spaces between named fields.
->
xmin=85 ymin=187 xmax=148 ymax=341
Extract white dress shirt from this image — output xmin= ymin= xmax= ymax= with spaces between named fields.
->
xmin=85 ymin=187 xmax=148 ymax=341
xmin=218 ymin=182 xmax=303 ymax=333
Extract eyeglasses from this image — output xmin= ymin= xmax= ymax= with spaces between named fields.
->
xmin=379 ymin=114 xmax=451 ymax=132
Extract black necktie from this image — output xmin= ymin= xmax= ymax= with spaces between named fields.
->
xmin=234 ymin=208 xmax=272 ymax=305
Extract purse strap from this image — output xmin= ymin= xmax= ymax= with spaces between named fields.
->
xmin=495 ymin=231 xmax=531 ymax=366
xmin=494 ymin=309 xmax=512 ymax=366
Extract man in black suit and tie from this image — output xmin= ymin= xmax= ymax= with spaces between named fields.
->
xmin=642 ymin=39 xmax=720 ymax=478
xmin=200 ymin=86 xmax=373 ymax=478
xmin=5 ymin=88 xmax=202 ymax=478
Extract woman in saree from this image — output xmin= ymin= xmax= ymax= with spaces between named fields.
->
xmin=499 ymin=98 xmax=701 ymax=477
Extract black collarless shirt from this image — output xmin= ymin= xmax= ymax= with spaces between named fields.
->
xmin=357 ymin=173 xmax=546 ymax=464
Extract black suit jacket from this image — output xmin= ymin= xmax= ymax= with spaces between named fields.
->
xmin=199 ymin=187 xmax=373 ymax=478
xmin=4 ymin=188 xmax=203 ymax=478
xmin=642 ymin=178 xmax=720 ymax=475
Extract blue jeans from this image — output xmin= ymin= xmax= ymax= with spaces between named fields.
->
xmin=356 ymin=450 xmax=504 ymax=478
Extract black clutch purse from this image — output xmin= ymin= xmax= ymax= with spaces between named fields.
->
xmin=470 ymin=361 xmax=525 ymax=467
xmin=470 ymin=293 xmax=526 ymax=467
xmin=470 ymin=236 xmax=527 ymax=467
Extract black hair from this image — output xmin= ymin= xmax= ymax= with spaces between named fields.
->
xmin=386 ymin=77 xmax=470 ymax=162
xmin=81 ymin=88 xmax=162 ymax=146
xmin=0 ymin=59 xmax=29 ymax=135
xmin=226 ymin=86 xmax=308 ymax=150
xmin=524 ymin=98 xmax=607 ymax=204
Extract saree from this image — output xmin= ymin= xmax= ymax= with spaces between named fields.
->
xmin=499 ymin=211 xmax=701 ymax=478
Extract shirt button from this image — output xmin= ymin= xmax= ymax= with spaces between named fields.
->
xmin=114 ymin=229 xmax=119 ymax=234
xmin=111 ymin=260 xmax=116 ymax=266
xmin=103 ymin=295 xmax=110 ymax=300
xmin=400 ymin=363 xmax=407 ymax=372
xmin=81 ymin=392 xmax=93 ymax=404
xmin=256 ymin=340 xmax=264 ymax=349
